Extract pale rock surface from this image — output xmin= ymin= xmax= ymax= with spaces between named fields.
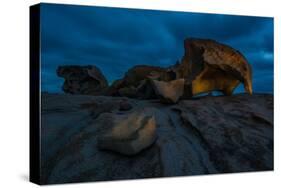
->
xmin=152 ymin=79 xmax=185 ymax=103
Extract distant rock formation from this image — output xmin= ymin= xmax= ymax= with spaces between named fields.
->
xmin=40 ymin=93 xmax=273 ymax=184
xmin=56 ymin=38 xmax=253 ymax=103
xmin=57 ymin=65 xmax=108 ymax=95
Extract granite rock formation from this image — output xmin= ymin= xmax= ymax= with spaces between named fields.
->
xmin=56 ymin=38 xmax=253 ymax=104
xmin=41 ymin=93 xmax=273 ymax=184
xmin=177 ymin=38 xmax=253 ymax=96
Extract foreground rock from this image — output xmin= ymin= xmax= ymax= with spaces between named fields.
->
xmin=41 ymin=93 xmax=273 ymax=184
xmin=57 ymin=65 xmax=108 ymax=95
xmin=97 ymin=108 xmax=157 ymax=155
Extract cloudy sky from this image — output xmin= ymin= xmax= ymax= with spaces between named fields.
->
xmin=40 ymin=3 xmax=273 ymax=94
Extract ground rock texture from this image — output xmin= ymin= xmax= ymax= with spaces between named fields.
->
xmin=40 ymin=93 xmax=273 ymax=184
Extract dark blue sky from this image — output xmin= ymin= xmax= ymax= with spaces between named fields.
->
xmin=40 ymin=3 xmax=273 ymax=94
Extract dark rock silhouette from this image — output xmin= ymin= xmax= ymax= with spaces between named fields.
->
xmin=41 ymin=93 xmax=273 ymax=184
xmin=57 ymin=65 xmax=108 ymax=95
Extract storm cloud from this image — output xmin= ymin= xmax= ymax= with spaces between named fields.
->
xmin=40 ymin=3 xmax=274 ymax=93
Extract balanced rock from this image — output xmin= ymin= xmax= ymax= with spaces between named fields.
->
xmin=152 ymin=79 xmax=185 ymax=103
xmin=97 ymin=109 xmax=157 ymax=155
xmin=57 ymin=65 xmax=108 ymax=95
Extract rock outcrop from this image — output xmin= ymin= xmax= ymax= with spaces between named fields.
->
xmin=103 ymin=38 xmax=253 ymax=101
xmin=56 ymin=38 xmax=253 ymax=103
xmin=57 ymin=65 xmax=108 ymax=95
xmin=40 ymin=93 xmax=273 ymax=184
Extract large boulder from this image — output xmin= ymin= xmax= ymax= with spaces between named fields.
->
xmin=57 ymin=65 xmax=108 ymax=95
xmin=97 ymin=109 xmax=157 ymax=155
xmin=175 ymin=38 xmax=253 ymax=96
xmin=151 ymin=79 xmax=185 ymax=103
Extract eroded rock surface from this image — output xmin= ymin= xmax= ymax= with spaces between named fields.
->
xmin=178 ymin=38 xmax=253 ymax=96
xmin=41 ymin=93 xmax=273 ymax=184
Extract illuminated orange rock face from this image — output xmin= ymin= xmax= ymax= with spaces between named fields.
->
xmin=176 ymin=38 xmax=253 ymax=97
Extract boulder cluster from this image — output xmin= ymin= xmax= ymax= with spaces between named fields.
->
xmin=57 ymin=38 xmax=253 ymax=103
